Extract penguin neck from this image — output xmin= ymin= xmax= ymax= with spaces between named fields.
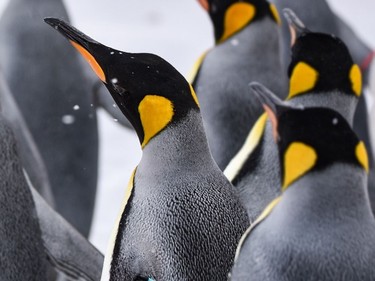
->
xmin=215 ymin=21 xmax=250 ymax=44
xmin=140 ymin=110 xmax=214 ymax=171
xmin=282 ymin=164 xmax=373 ymax=222
xmin=288 ymin=91 xmax=357 ymax=126
xmin=215 ymin=18 xmax=275 ymax=48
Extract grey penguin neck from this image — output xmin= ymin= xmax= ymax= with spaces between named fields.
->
xmin=213 ymin=18 xmax=280 ymax=68
xmin=282 ymin=164 xmax=373 ymax=222
xmin=141 ymin=110 xmax=215 ymax=171
xmin=288 ymin=91 xmax=357 ymax=126
xmin=234 ymin=120 xmax=281 ymax=222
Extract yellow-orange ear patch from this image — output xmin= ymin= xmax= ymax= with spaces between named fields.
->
xmin=70 ymin=41 xmax=106 ymax=83
xmin=138 ymin=95 xmax=174 ymax=148
xmin=220 ymin=3 xmax=256 ymax=42
xmin=189 ymin=84 xmax=200 ymax=107
xmin=288 ymin=62 xmax=319 ymax=99
xmin=350 ymin=64 xmax=362 ymax=97
xmin=356 ymin=141 xmax=369 ymax=173
xmin=283 ymin=142 xmax=317 ymax=190
xmin=269 ymin=4 xmax=281 ymax=26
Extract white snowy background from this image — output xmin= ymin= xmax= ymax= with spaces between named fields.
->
xmin=0 ymin=0 xmax=374 ymax=254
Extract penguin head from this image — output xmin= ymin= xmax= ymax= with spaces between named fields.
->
xmin=283 ymin=9 xmax=362 ymax=100
xmin=197 ymin=0 xmax=281 ymax=42
xmin=250 ymin=82 xmax=369 ymax=191
xmin=45 ymin=18 xmax=200 ymax=149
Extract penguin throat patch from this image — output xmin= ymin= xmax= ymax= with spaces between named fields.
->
xmin=356 ymin=141 xmax=369 ymax=173
xmin=70 ymin=41 xmax=106 ymax=83
xmin=138 ymin=95 xmax=174 ymax=148
xmin=288 ymin=62 xmax=318 ymax=99
xmin=349 ymin=64 xmax=362 ymax=97
xmin=283 ymin=142 xmax=317 ymax=190
xmin=219 ymin=3 xmax=256 ymax=43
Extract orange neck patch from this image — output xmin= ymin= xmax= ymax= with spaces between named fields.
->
xmin=70 ymin=41 xmax=106 ymax=83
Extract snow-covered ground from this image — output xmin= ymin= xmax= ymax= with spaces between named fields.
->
xmin=0 ymin=0 xmax=374 ymax=254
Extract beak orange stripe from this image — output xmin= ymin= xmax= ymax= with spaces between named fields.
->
xmin=70 ymin=40 xmax=106 ymax=83
xmin=197 ymin=0 xmax=209 ymax=11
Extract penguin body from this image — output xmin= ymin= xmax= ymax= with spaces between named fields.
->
xmin=231 ymin=83 xmax=375 ymax=280
xmin=0 ymin=0 xmax=98 ymax=236
xmin=0 ymin=114 xmax=103 ymax=280
xmin=225 ymin=10 xmax=360 ymax=221
xmin=0 ymin=70 xmax=54 ymax=206
xmin=0 ymin=115 xmax=48 ymax=281
xmin=30 ymin=186 xmax=104 ymax=281
xmin=112 ymin=111 xmax=248 ymax=280
xmin=193 ymin=0 xmax=287 ymax=170
xmin=45 ymin=18 xmax=249 ymax=280
xmin=270 ymin=0 xmax=375 ymax=209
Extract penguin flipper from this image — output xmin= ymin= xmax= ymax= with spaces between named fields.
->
xmin=0 ymin=73 xmax=55 ymax=206
xmin=30 ymin=187 xmax=104 ymax=281
xmin=93 ymin=80 xmax=133 ymax=129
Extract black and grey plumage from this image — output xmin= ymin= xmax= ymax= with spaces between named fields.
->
xmin=231 ymin=82 xmax=375 ymax=281
xmin=0 ymin=0 xmax=100 ymax=237
xmin=192 ymin=0 xmax=287 ymax=170
xmin=0 ymin=69 xmax=54 ymax=207
xmin=30 ymin=187 xmax=104 ymax=281
xmin=0 ymin=114 xmax=48 ymax=280
xmin=44 ymin=17 xmax=249 ymax=281
xmin=270 ymin=0 xmax=375 ymax=208
xmin=0 ymin=111 xmax=103 ymax=281
xmin=225 ymin=10 xmax=361 ymax=222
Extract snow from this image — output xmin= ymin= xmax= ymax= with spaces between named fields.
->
xmin=0 ymin=0 xmax=374 ymax=256
xmin=61 ymin=114 xmax=75 ymax=125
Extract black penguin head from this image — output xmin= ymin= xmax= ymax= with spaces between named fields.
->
xmin=250 ymin=82 xmax=369 ymax=190
xmin=283 ymin=9 xmax=362 ymax=100
xmin=198 ymin=0 xmax=281 ymax=42
xmin=44 ymin=18 xmax=200 ymax=149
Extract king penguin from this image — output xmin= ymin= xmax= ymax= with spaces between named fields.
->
xmin=192 ymin=0 xmax=287 ymax=170
xmin=224 ymin=9 xmax=362 ymax=222
xmin=0 ymin=0 xmax=100 ymax=237
xmin=0 ymin=70 xmax=103 ymax=280
xmin=45 ymin=18 xmax=249 ymax=280
xmin=0 ymin=115 xmax=47 ymax=280
xmin=230 ymin=82 xmax=375 ymax=281
xmin=0 ymin=101 xmax=103 ymax=280
xmin=0 ymin=76 xmax=103 ymax=279
xmin=270 ymin=0 xmax=375 ymax=208
xmin=0 ymin=69 xmax=54 ymax=207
